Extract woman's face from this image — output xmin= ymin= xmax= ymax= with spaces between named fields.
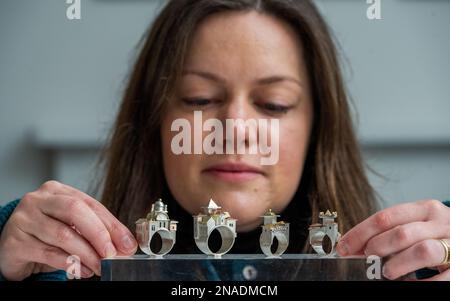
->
xmin=161 ymin=11 xmax=313 ymax=232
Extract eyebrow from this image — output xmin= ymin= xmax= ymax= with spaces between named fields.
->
xmin=182 ymin=70 xmax=303 ymax=88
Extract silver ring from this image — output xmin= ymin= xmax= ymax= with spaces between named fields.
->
xmin=194 ymin=199 xmax=237 ymax=258
xmin=136 ymin=199 xmax=178 ymax=257
xmin=309 ymin=210 xmax=341 ymax=256
xmin=260 ymin=209 xmax=289 ymax=258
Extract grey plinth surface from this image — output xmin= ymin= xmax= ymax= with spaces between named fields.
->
xmin=101 ymin=254 xmax=383 ymax=281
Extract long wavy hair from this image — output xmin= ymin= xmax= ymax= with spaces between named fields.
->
xmin=99 ymin=0 xmax=379 ymax=249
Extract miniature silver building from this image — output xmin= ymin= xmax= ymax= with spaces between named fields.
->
xmin=194 ymin=199 xmax=237 ymax=258
xmin=260 ymin=209 xmax=289 ymax=258
xmin=309 ymin=210 xmax=341 ymax=256
xmin=135 ymin=199 xmax=178 ymax=257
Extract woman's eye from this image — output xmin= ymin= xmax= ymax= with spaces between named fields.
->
xmin=259 ymin=102 xmax=292 ymax=114
xmin=181 ymin=98 xmax=212 ymax=107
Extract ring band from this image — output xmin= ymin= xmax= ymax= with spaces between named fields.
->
xmin=142 ymin=228 xmax=176 ymax=256
xmin=195 ymin=225 xmax=236 ymax=257
xmin=260 ymin=231 xmax=289 ymax=257
xmin=438 ymin=239 xmax=450 ymax=265
xmin=309 ymin=231 xmax=341 ymax=256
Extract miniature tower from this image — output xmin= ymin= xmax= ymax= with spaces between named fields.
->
xmin=146 ymin=199 xmax=170 ymax=222
xmin=319 ymin=210 xmax=338 ymax=226
xmin=262 ymin=209 xmax=279 ymax=225
xmin=203 ymin=199 xmax=221 ymax=215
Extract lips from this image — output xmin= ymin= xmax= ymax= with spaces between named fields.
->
xmin=202 ymin=162 xmax=265 ymax=182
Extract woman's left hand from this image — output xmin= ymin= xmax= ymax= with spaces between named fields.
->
xmin=336 ymin=199 xmax=450 ymax=280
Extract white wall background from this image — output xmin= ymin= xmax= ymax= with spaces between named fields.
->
xmin=0 ymin=0 xmax=449 ymax=207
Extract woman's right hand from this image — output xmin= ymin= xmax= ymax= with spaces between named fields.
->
xmin=0 ymin=181 xmax=138 ymax=281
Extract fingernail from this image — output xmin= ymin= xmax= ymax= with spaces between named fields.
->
xmin=337 ymin=241 xmax=349 ymax=256
xmin=81 ymin=266 xmax=94 ymax=278
xmin=104 ymin=242 xmax=117 ymax=258
xmin=122 ymin=234 xmax=136 ymax=251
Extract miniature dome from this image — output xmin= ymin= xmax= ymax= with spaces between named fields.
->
xmin=154 ymin=199 xmax=165 ymax=212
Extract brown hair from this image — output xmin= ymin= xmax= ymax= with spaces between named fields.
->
xmin=100 ymin=0 xmax=379 ymax=242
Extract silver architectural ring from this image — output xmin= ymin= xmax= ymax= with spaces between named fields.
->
xmin=309 ymin=210 xmax=341 ymax=256
xmin=260 ymin=209 xmax=289 ymax=258
xmin=194 ymin=199 xmax=237 ymax=258
xmin=136 ymin=199 xmax=178 ymax=257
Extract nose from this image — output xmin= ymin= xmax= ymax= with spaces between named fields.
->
xmin=218 ymin=93 xmax=252 ymax=121
xmin=217 ymin=94 xmax=259 ymax=155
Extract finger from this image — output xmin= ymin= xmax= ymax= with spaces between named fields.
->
xmin=31 ymin=263 xmax=94 ymax=279
xmin=35 ymin=264 xmax=58 ymax=274
xmin=364 ymin=221 xmax=449 ymax=257
xmin=337 ymin=200 xmax=446 ymax=256
xmin=20 ymin=212 xmax=101 ymax=275
xmin=38 ymin=194 xmax=117 ymax=259
xmin=437 ymin=263 xmax=450 ymax=273
xmin=37 ymin=181 xmax=136 ymax=255
xmin=53 ymin=184 xmax=137 ymax=255
xmin=17 ymin=230 xmax=95 ymax=279
xmin=38 ymin=180 xmax=71 ymax=195
xmin=382 ymin=239 xmax=449 ymax=280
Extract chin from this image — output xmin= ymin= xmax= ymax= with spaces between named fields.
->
xmin=236 ymin=219 xmax=263 ymax=232
xmin=215 ymin=197 xmax=266 ymax=231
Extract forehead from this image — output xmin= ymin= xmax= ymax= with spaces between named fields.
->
xmin=184 ymin=11 xmax=305 ymax=80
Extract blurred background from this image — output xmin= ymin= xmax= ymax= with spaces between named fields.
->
xmin=0 ymin=0 xmax=449 ymax=208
